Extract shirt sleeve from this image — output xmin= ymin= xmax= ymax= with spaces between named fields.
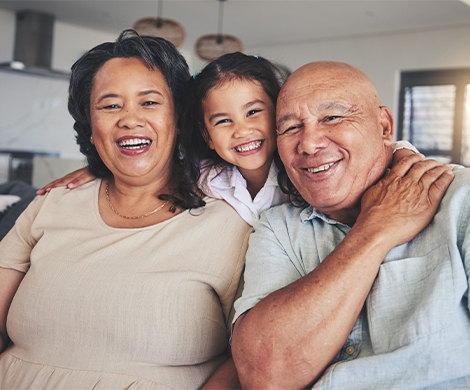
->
xmin=232 ymin=211 xmax=305 ymax=325
xmin=0 ymin=194 xmax=46 ymax=273
xmin=391 ymin=140 xmax=419 ymax=154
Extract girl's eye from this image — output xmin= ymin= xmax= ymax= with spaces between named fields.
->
xmin=214 ymin=118 xmax=231 ymax=126
xmin=247 ymin=109 xmax=261 ymax=117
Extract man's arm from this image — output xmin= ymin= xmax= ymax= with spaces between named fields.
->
xmin=232 ymin=156 xmax=454 ymax=390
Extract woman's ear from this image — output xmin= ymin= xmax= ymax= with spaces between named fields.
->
xmin=379 ymin=106 xmax=394 ymax=146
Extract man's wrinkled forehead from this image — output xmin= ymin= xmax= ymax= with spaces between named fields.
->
xmin=276 ymin=62 xmax=379 ymax=121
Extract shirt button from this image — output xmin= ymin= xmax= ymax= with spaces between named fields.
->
xmin=345 ymin=346 xmax=355 ymax=355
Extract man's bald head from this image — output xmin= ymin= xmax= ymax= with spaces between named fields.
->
xmin=276 ymin=61 xmax=394 ymax=225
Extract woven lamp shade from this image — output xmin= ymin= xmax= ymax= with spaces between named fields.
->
xmin=195 ymin=34 xmax=243 ymax=61
xmin=133 ymin=18 xmax=185 ymax=48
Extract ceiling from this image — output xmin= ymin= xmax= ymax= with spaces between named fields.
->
xmin=1 ymin=0 xmax=470 ymax=53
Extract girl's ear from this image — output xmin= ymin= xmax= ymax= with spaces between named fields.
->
xmin=199 ymin=122 xmax=215 ymax=150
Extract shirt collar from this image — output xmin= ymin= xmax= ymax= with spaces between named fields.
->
xmin=300 ymin=205 xmax=350 ymax=228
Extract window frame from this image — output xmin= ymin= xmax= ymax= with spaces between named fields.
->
xmin=397 ymin=68 xmax=470 ymax=164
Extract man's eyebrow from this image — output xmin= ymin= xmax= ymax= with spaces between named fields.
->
xmin=277 ymin=113 xmax=297 ymax=127
xmin=317 ymin=101 xmax=355 ymax=113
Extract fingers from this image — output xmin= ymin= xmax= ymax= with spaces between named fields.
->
xmin=35 ymin=167 xmax=91 ymax=195
xmin=387 ymin=153 xmax=426 ymax=179
xmin=426 ymin=165 xmax=454 ymax=207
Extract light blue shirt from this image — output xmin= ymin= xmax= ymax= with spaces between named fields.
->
xmin=234 ymin=165 xmax=470 ymax=389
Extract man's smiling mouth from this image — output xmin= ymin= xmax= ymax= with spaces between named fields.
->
xmin=234 ymin=140 xmax=263 ymax=153
xmin=306 ymin=162 xmax=335 ymax=173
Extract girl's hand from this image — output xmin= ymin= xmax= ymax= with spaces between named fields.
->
xmin=357 ymin=153 xmax=454 ymax=249
xmin=36 ymin=166 xmax=96 ymax=195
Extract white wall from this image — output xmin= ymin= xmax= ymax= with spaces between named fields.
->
xmin=1 ymin=6 xmax=470 ymax=185
xmin=245 ymin=25 xmax=470 ymax=121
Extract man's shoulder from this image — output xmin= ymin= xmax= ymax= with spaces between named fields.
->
xmin=262 ymin=202 xmax=307 ymax=220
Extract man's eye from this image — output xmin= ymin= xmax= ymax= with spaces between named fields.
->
xmin=323 ymin=116 xmax=342 ymax=122
xmin=247 ymin=109 xmax=261 ymax=117
xmin=278 ymin=124 xmax=302 ymax=135
xmin=215 ymin=118 xmax=231 ymax=126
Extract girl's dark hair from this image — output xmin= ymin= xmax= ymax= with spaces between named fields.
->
xmin=68 ymin=29 xmax=204 ymax=211
xmin=276 ymin=154 xmax=308 ymax=206
xmin=182 ymin=52 xmax=285 ymax=182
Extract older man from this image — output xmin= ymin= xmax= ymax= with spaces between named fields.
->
xmin=231 ymin=61 xmax=467 ymax=389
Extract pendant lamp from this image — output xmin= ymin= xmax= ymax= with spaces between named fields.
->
xmin=195 ymin=0 xmax=243 ymax=61
xmin=133 ymin=0 xmax=185 ymax=48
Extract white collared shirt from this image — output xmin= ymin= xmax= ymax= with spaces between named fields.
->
xmin=198 ymin=161 xmax=286 ymax=226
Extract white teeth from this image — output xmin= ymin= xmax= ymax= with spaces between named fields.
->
xmin=307 ymin=162 xmax=335 ymax=173
xmin=118 ymin=138 xmax=151 ymax=149
xmin=235 ymin=141 xmax=262 ymax=153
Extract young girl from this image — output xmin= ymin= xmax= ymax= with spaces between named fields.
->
xmin=38 ymin=52 xmax=418 ymax=226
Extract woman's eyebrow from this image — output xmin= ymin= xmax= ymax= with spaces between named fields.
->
xmin=138 ymin=89 xmax=164 ymax=98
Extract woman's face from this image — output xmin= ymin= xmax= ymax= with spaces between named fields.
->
xmin=89 ymin=57 xmax=176 ymax=185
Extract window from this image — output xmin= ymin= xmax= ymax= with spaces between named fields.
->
xmin=397 ymin=69 xmax=470 ymax=166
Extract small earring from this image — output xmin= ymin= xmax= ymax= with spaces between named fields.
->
xmin=90 ymin=135 xmax=94 ymax=143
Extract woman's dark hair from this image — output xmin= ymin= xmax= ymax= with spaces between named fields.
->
xmin=68 ymin=29 xmax=204 ymax=210
xmin=182 ymin=52 xmax=285 ymax=181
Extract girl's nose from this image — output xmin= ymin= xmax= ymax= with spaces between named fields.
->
xmin=233 ymin=123 xmax=253 ymax=138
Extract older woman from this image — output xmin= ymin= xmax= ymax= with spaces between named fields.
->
xmin=0 ymin=31 xmax=251 ymax=389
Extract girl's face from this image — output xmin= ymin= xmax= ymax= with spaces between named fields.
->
xmin=202 ymin=79 xmax=277 ymax=177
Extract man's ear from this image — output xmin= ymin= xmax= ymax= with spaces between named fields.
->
xmin=379 ymin=106 xmax=394 ymax=146
xmin=199 ymin=123 xmax=215 ymax=150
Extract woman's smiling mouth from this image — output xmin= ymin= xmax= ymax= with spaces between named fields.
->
xmin=117 ymin=138 xmax=152 ymax=150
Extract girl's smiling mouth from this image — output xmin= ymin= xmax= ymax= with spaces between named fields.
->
xmin=234 ymin=140 xmax=263 ymax=153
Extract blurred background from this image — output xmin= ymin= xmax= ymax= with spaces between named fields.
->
xmin=0 ymin=0 xmax=470 ymax=188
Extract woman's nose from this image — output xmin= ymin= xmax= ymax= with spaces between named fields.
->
xmin=118 ymin=109 xmax=145 ymax=129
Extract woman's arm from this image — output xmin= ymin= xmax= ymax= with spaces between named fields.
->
xmin=36 ymin=166 xmax=95 ymax=195
xmin=0 ymin=267 xmax=25 ymax=353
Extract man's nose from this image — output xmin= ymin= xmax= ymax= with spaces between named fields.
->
xmin=297 ymin=124 xmax=329 ymax=155
xmin=118 ymin=109 xmax=145 ymax=129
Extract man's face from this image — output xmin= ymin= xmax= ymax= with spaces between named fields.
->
xmin=276 ymin=63 xmax=393 ymax=223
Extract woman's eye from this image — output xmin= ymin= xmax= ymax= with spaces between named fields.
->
xmin=143 ymin=101 xmax=159 ymax=106
xmin=247 ymin=109 xmax=261 ymax=117
xmin=103 ymin=104 xmax=120 ymax=109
